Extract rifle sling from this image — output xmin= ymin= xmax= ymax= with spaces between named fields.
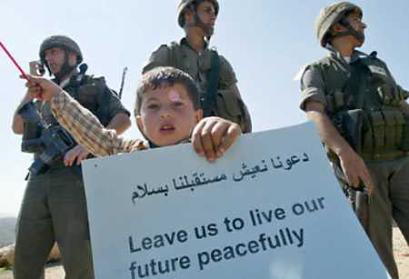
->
xmin=202 ymin=50 xmax=221 ymax=117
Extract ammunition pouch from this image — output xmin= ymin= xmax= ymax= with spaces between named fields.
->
xmin=334 ymin=108 xmax=409 ymax=160
xmin=200 ymin=89 xmax=249 ymax=132
xmin=401 ymin=114 xmax=409 ymax=151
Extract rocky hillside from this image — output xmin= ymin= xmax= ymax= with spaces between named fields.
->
xmin=0 ymin=218 xmax=16 ymax=248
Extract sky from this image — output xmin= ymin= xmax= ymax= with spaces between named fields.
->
xmin=1 ymin=0 xmax=408 ymax=216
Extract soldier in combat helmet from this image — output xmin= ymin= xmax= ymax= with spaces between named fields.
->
xmin=299 ymin=2 xmax=409 ymax=278
xmin=142 ymin=0 xmax=252 ymax=133
xmin=11 ymin=35 xmax=131 ymax=278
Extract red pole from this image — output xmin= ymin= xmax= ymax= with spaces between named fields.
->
xmin=0 ymin=41 xmax=29 ymax=80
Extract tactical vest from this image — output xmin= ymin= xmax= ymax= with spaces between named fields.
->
xmin=314 ymin=54 xmax=409 ymax=160
xmin=166 ymin=41 xmax=251 ymax=132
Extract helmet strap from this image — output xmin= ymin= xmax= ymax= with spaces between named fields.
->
xmin=334 ymin=19 xmax=364 ymax=43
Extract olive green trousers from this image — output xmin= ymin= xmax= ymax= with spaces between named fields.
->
xmin=348 ymin=156 xmax=409 ymax=279
xmin=13 ymin=166 xmax=94 ymax=279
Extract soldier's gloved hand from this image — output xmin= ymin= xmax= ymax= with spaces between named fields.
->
xmin=191 ymin=116 xmax=241 ymax=162
xmin=64 ymin=145 xmax=90 ymax=166
xmin=23 ymin=74 xmax=61 ymax=102
xmin=338 ymin=147 xmax=374 ymax=195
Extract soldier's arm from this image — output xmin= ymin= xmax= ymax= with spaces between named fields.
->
xmin=301 ymin=67 xmax=373 ymax=193
xmin=382 ymin=62 xmax=409 ymax=110
xmin=11 ymin=91 xmax=34 ymax=134
xmin=397 ymin=85 xmax=409 ymax=99
xmin=398 ymin=85 xmax=409 ymax=114
xmin=219 ymin=55 xmax=252 ymax=133
xmin=100 ymin=86 xmax=131 ymax=135
xmin=305 ymin=101 xmax=373 ymax=193
xmin=141 ymin=45 xmax=170 ymax=74
xmin=400 ymin=100 xmax=409 ymax=114
xmin=228 ymin=83 xmax=252 ymax=133
xmin=106 ymin=113 xmax=131 ymax=134
xmin=305 ymin=101 xmax=355 ymax=159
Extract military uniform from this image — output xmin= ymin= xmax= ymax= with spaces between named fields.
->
xmin=142 ymin=39 xmax=251 ymax=133
xmin=14 ymin=73 xmax=129 ymax=279
xmin=300 ymin=47 xmax=409 ymax=279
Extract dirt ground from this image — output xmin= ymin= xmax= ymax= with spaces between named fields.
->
xmin=393 ymin=227 xmax=409 ymax=279
xmin=0 ymin=263 xmax=64 ymax=279
xmin=0 ymin=228 xmax=408 ymax=278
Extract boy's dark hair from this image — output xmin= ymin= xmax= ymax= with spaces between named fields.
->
xmin=135 ymin=67 xmax=200 ymax=115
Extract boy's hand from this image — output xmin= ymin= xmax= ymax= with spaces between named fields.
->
xmin=64 ymin=145 xmax=90 ymax=166
xmin=23 ymin=74 xmax=61 ymax=102
xmin=191 ymin=117 xmax=241 ymax=161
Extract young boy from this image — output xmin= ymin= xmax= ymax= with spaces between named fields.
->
xmin=25 ymin=67 xmax=241 ymax=160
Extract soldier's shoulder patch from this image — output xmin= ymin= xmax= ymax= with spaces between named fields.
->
xmin=368 ymin=65 xmax=387 ymax=77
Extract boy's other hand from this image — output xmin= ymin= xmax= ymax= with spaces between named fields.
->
xmin=64 ymin=145 xmax=90 ymax=166
xmin=191 ymin=117 xmax=241 ymax=162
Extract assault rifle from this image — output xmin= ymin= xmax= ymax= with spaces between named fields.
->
xmin=18 ymin=102 xmax=76 ymax=175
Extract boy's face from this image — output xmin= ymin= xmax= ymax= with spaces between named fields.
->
xmin=136 ymin=83 xmax=203 ymax=146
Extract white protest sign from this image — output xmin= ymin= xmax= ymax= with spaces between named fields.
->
xmin=82 ymin=122 xmax=389 ymax=279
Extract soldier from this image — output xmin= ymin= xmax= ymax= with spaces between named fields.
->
xmin=11 ymin=35 xmax=131 ymax=278
xmin=299 ymin=2 xmax=409 ymax=278
xmin=142 ymin=0 xmax=252 ymax=133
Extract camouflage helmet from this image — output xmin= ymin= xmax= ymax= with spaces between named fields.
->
xmin=315 ymin=2 xmax=362 ymax=47
xmin=177 ymin=0 xmax=219 ymax=27
xmin=39 ymin=35 xmax=83 ymax=64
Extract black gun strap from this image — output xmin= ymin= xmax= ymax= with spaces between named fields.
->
xmin=343 ymin=58 xmax=373 ymax=110
xmin=202 ymin=50 xmax=221 ymax=117
xmin=332 ymin=59 xmax=371 ymax=190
